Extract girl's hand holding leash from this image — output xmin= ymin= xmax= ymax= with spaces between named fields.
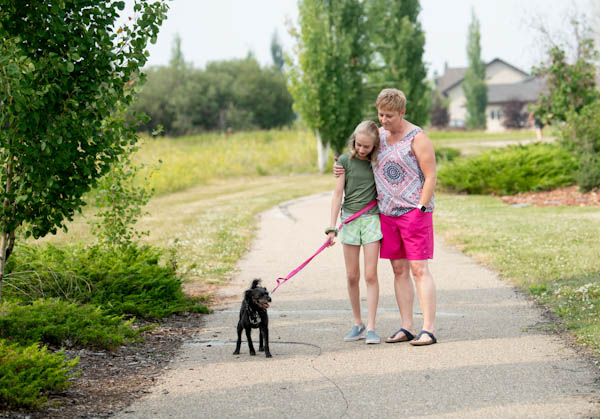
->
xmin=325 ymin=227 xmax=338 ymax=247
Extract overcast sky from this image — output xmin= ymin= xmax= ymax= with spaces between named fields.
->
xmin=133 ymin=0 xmax=599 ymax=77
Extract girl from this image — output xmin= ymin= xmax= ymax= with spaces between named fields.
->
xmin=327 ymin=120 xmax=382 ymax=344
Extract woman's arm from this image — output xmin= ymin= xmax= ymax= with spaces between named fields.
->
xmin=412 ymin=132 xmax=437 ymax=208
xmin=328 ymin=172 xmax=345 ymax=246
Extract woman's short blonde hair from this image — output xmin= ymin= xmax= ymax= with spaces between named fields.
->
xmin=376 ymin=88 xmax=407 ymax=113
xmin=347 ymin=120 xmax=380 ymax=164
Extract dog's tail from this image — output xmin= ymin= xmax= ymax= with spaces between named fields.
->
xmin=251 ymin=278 xmax=261 ymax=288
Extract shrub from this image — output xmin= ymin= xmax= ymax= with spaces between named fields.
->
xmin=435 ymin=146 xmax=461 ymax=163
xmin=502 ymin=99 xmax=528 ymax=129
xmin=438 ymin=143 xmax=577 ymax=195
xmin=559 ymin=103 xmax=600 ymax=192
xmin=0 ymin=340 xmax=79 ymax=409
xmin=5 ymin=244 xmax=208 ymax=318
xmin=0 ymin=299 xmax=141 ymax=350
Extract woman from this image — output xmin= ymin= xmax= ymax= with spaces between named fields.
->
xmin=335 ymin=88 xmax=438 ymax=345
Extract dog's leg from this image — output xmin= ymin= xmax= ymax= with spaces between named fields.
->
xmin=259 ymin=328 xmax=264 ymax=352
xmin=233 ymin=321 xmax=243 ymax=355
xmin=245 ymin=326 xmax=256 ymax=356
xmin=262 ymin=325 xmax=272 ymax=358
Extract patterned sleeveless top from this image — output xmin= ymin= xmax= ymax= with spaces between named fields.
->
xmin=374 ymin=126 xmax=434 ymax=217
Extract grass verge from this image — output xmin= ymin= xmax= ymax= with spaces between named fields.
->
xmin=435 ymin=193 xmax=600 ymax=355
xmin=39 ymin=174 xmax=335 ymax=288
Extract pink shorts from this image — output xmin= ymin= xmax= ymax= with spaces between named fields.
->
xmin=380 ymin=210 xmax=434 ymax=260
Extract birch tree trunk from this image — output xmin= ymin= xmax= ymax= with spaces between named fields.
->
xmin=316 ymin=129 xmax=330 ymax=173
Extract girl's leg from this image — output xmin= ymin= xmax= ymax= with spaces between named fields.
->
xmin=343 ymin=243 xmax=362 ymax=326
xmin=362 ymin=241 xmax=380 ymax=331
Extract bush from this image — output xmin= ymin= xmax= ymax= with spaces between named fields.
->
xmin=0 ymin=340 xmax=78 ymax=409
xmin=560 ymin=103 xmax=600 ymax=192
xmin=438 ymin=143 xmax=577 ymax=195
xmin=5 ymin=244 xmax=208 ymax=318
xmin=0 ymin=299 xmax=141 ymax=350
xmin=435 ymin=146 xmax=461 ymax=163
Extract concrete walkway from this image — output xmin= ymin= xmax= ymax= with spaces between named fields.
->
xmin=119 ymin=193 xmax=599 ymax=418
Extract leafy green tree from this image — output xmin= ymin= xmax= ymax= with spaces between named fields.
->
xmin=88 ymin=145 xmax=156 ymax=249
xmin=0 ymin=0 xmax=168 ymax=301
xmin=533 ymin=39 xmax=598 ymax=124
xmin=430 ymin=93 xmax=449 ymax=127
xmin=463 ymin=8 xmax=487 ymax=130
xmin=134 ymin=54 xmax=295 ymax=134
xmin=366 ymin=0 xmax=430 ymax=126
xmin=533 ymin=20 xmax=600 ymax=191
xmin=288 ymin=0 xmax=370 ymax=169
xmin=271 ymin=30 xmax=285 ymax=72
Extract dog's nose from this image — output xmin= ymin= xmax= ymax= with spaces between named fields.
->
xmin=267 ymin=296 xmax=272 ymax=302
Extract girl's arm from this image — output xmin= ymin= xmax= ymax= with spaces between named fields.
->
xmin=328 ymin=172 xmax=345 ymax=246
xmin=412 ymin=132 xmax=437 ymax=208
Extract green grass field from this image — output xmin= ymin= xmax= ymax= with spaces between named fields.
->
xmin=435 ymin=193 xmax=599 ymax=354
xmin=38 ymin=128 xmax=599 ymax=355
xmin=134 ymin=129 xmax=324 ymax=195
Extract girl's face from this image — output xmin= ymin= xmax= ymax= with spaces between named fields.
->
xmin=378 ymin=107 xmax=404 ymax=131
xmin=354 ymin=133 xmax=376 ymax=159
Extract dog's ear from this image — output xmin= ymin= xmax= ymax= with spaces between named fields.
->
xmin=244 ymin=289 xmax=253 ymax=302
xmin=251 ymin=279 xmax=261 ymax=289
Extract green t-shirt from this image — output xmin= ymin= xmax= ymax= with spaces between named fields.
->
xmin=338 ymin=153 xmax=379 ymax=216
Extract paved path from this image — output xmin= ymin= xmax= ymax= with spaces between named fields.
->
xmin=119 ymin=193 xmax=599 ymax=418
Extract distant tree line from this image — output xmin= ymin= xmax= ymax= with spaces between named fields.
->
xmin=132 ymin=35 xmax=295 ymax=136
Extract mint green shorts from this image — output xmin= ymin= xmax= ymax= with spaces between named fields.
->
xmin=340 ymin=212 xmax=383 ymax=245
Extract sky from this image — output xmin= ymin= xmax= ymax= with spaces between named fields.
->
xmin=131 ymin=0 xmax=600 ymax=78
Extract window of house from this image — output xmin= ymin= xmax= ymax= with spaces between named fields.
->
xmin=490 ymin=110 xmax=495 ymax=119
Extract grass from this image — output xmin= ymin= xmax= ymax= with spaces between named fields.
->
xmin=38 ymin=127 xmax=598 ymax=356
xmin=428 ymin=127 xmax=558 ymax=155
xmin=428 ymin=129 xmax=534 ymax=141
xmin=40 ymin=175 xmax=335 ymax=286
xmin=434 ymin=193 xmax=600 ymax=354
xmin=134 ymin=129 xmax=322 ymax=195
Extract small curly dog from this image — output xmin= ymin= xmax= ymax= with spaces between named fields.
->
xmin=233 ymin=279 xmax=272 ymax=358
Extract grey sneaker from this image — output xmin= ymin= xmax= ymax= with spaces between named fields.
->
xmin=344 ymin=324 xmax=366 ymax=341
xmin=365 ymin=330 xmax=381 ymax=344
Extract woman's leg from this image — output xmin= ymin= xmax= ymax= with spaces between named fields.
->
xmin=410 ymin=259 xmax=436 ymax=339
xmin=343 ymin=243 xmax=362 ymax=326
xmin=362 ymin=241 xmax=380 ymax=331
xmin=390 ymin=258 xmax=415 ymax=337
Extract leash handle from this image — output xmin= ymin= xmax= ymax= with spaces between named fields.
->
xmin=272 ymin=199 xmax=377 ymax=293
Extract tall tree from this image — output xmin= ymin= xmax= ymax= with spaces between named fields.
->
xmin=288 ymin=0 xmax=370 ymax=170
xmin=366 ymin=0 xmax=430 ymax=126
xmin=270 ymin=30 xmax=285 ymax=72
xmin=0 ymin=1 xmax=168 ymax=301
xmin=463 ymin=8 xmax=487 ymax=130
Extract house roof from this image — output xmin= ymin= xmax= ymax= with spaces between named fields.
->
xmin=436 ymin=66 xmax=467 ymax=93
xmin=437 ymin=58 xmax=530 ymax=95
xmin=487 ymin=77 xmax=545 ymax=104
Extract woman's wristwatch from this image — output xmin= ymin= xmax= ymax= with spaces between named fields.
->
xmin=419 ymin=205 xmax=427 ymax=213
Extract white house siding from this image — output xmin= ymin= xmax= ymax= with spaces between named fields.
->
xmin=446 ymin=84 xmax=467 ymax=127
xmin=486 ymin=104 xmax=505 ymax=132
xmin=485 ymin=60 xmax=527 ymax=84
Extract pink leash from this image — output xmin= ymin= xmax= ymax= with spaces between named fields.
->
xmin=271 ymin=199 xmax=378 ymax=294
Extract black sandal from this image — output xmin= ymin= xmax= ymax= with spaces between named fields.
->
xmin=385 ymin=328 xmax=415 ymax=343
xmin=409 ymin=330 xmax=437 ymax=346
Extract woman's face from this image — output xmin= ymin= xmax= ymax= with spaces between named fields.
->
xmin=355 ymin=133 xmax=375 ymax=159
xmin=378 ymin=107 xmax=404 ymax=131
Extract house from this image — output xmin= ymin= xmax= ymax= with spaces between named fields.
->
xmin=436 ymin=58 xmax=544 ymax=132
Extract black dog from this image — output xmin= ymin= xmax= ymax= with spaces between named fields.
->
xmin=233 ymin=279 xmax=272 ymax=358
